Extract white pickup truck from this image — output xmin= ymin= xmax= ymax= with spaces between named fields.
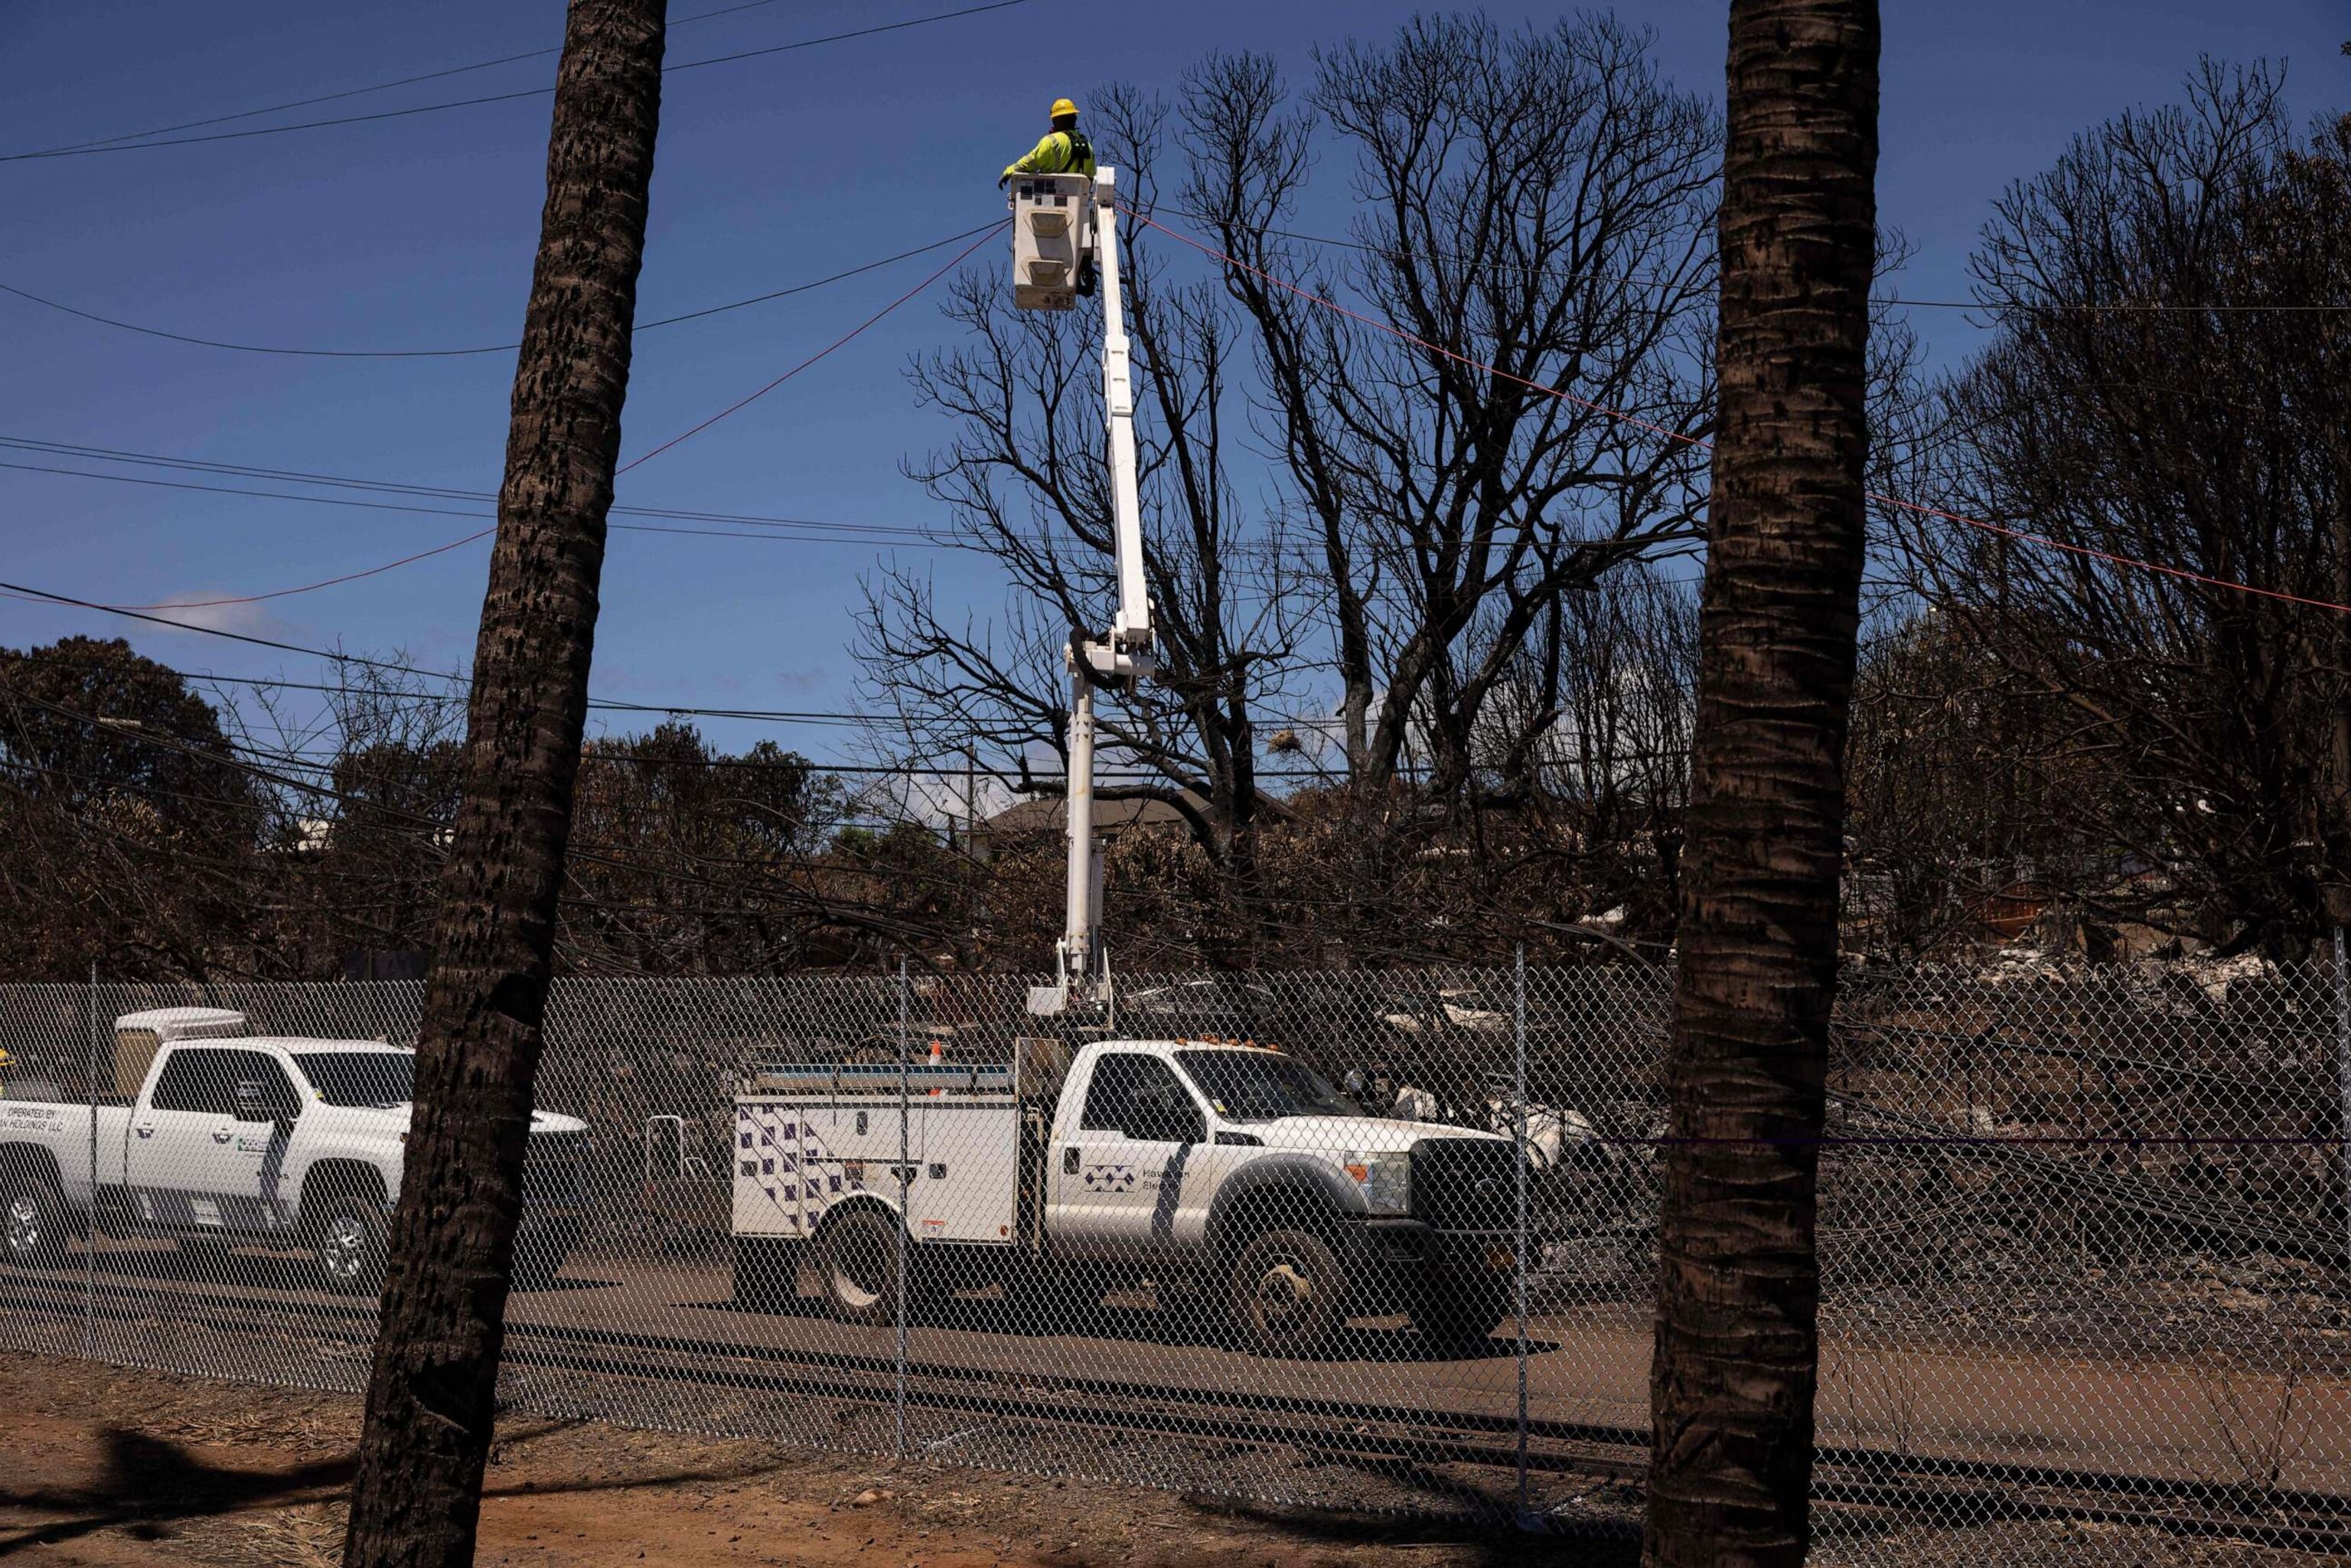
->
xmin=731 ymin=1036 xmax=1531 ymax=1357
xmin=0 ymin=1008 xmax=589 ymax=1293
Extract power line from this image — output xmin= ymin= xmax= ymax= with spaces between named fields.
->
xmin=0 ymin=226 xmax=999 ymax=606
xmin=617 ymin=224 xmax=1003 ymax=474
xmin=2 ymin=0 xmax=799 ymax=159
xmin=0 ymin=437 xmax=947 ymax=539
xmin=0 ymin=455 xmax=952 ymax=549
xmin=4 ymin=621 xmax=1694 ymax=778
xmin=0 ymin=2 xmax=1035 ymax=162
xmin=0 ymin=223 xmax=1001 ymax=358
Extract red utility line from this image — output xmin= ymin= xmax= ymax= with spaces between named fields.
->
xmin=1127 ymin=208 xmax=2351 ymax=618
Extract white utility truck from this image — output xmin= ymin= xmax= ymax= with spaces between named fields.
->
xmin=732 ymin=1035 xmax=1525 ymax=1356
xmin=0 ymin=1007 xmax=589 ymax=1292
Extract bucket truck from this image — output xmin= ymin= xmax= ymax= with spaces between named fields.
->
xmin=716 ymin=169 xmax=1541 ymax=1361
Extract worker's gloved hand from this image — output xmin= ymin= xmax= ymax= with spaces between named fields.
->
xmin=997 ymin=174 xmax=1011 ymax=191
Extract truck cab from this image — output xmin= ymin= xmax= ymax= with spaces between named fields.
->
xmin=1048 ymin=1041 xmax=1524 ymax=1354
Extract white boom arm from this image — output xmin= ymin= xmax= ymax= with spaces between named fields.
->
xmin=1009 ymin=168 xmax=1155 ymax=1016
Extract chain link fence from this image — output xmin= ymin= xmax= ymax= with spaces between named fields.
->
xmin=0 ymin=959 xmax=2345 ymax=1561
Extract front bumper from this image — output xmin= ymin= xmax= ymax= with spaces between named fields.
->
xmin=1351 ymin=1218 xmax=1523 ymax=1296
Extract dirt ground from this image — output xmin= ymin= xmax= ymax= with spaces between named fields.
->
xmin=0 ymin=1351 xmax=1589 ymax=1568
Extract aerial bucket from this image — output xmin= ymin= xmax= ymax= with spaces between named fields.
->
xmin=1008 ymin=172 xmax=1094 ymax=311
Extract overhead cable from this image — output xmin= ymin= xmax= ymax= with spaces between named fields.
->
xmin=3 ymin=594 xmax=1690 ymax=776
xmin=616 ymin=224 xmax=1003 ymax=474
xmin=5 ymin=0 xmax=798 ymax=158
xmin=0 ymin=455 xmax=950 ymax=547
xmin=0 ymin=437 xmax=947 ymax=538
xmin=0 ymin=2 xmax=1035 ymax=162
xmin=0 ymin=223 xmax=1000 ymax=358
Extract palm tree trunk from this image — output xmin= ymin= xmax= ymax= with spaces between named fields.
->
xmin=1644 ymin=3 xmax=1879 ymax=1564
xmin=341 ymin=4 xmax=664 ymax=1563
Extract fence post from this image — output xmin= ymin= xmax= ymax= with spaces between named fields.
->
xmin=83 ymin=961 xmax=97 ymax=1361
xmin=2336 ymin=928 xmax=2350 ymax=1270
xmin=895 ymin=957 xmax=910 ymax=1462
xmin=1513 ymin=944 xmax=1531 ymax=1527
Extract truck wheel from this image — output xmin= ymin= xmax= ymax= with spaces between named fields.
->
xmin=1413 ymin=1277 xmax=1512 ymax=1356
xmin=1 ymin=1175 xmax=67 ymax=1268
xmin=817 ymin=1208 xmax=908 ymax=1327
xmin=311 ymin=1198 xmax=388 ymax=1294
xmin=1228 ymin=1227 xmax=1348 ymax=1358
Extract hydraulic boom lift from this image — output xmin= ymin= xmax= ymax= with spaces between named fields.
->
xmin=1006 ymin=168 xmax=1156 ymax=1017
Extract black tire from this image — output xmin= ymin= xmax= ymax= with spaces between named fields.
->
xmin=1227 ymin=1226 xmax=1350 ymax=1358
xmin=733 ymin=1236 xmax=803 ymax=1312
xmin=0 ymin=1173 xmax=67 ymax=1269
xmin=816 ymin=1208 xmax=910 ymax=1327
xmin=1412 ymin=1276 xmax=1513 ymax=1355
xmin=307 ymin=1191 xmax=387 ymax=1294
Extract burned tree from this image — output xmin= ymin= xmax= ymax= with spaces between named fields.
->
xmin=341 ymin=2 xmax=666 ymax=1562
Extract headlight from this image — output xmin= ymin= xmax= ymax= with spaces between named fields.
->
xmin=1343 ymin=1150 xmax=1412 ymax=1215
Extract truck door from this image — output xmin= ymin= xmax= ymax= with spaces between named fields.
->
xmin=1050 ymin=1052 xmax=1205 ymax=1257
xmin=128 ymin=1048 xmax=298 ymax=1234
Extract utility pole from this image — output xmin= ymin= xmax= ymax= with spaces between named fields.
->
xmin=341 ymin=5 xmax=666 ymax=1564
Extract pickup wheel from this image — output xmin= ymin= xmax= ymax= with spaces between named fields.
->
xmin=1227 ymin=1227 xmax=1349 ymax=1359
xmin=817 ymin=1208 xmax=910 ymax=1328
xmin=310 ymin=1197 xmax=388 ymax=1295
xmin=1 ymin=1175 xmax=67 ymax=1269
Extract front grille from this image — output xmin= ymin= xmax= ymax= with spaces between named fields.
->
xmin=523 ymin=1130 xmax=589 ymax=1209
xmin=1410 ymin=1136 xmax=1518 ymax=1233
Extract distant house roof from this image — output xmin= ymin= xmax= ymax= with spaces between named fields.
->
xmin=979 ymin=794 xmax=1204 ymax=836
xmin=973 ymin=789 xmax=1291 ymax=852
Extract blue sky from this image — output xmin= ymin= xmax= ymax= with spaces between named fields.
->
xmin=1 ymin=0 xmax=2343 ymax=776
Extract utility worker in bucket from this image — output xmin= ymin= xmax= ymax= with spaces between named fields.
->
xmin=999 ymin=97 xmax=1097 ymax=188
xmin=999 ymin=98 xmax=1101 ymax=296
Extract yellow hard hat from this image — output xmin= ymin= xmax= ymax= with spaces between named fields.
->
xmin=1049 ymin=97 xmax=1078 ymax=120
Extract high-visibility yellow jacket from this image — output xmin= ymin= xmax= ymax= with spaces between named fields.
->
xmin=1002 ymin=128 xmax=1097 ymax=181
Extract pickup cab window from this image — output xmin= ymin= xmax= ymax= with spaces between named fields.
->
xmin=1176 ymin=1050 xmax=1358 ymax=1123
xmin=1081 ymin=1054 xmax=1202 ymax=1143
xmin=149 ymin=1051 xmax=238 ymax=1115
xmin=293 ymin=1053 xmax=414 ymax=1109
xmin=153 ymin=1050 xmax=299 ymax=1118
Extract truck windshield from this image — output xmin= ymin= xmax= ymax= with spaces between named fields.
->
xmin=293 ymin=1052 xmax=414 ymax=1108
xmin=1176 ymin=1051 xmax=1358 ymax=1122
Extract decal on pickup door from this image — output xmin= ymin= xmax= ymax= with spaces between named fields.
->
xmin=1081 ymin=1162 xmax=1137 ymax=1193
